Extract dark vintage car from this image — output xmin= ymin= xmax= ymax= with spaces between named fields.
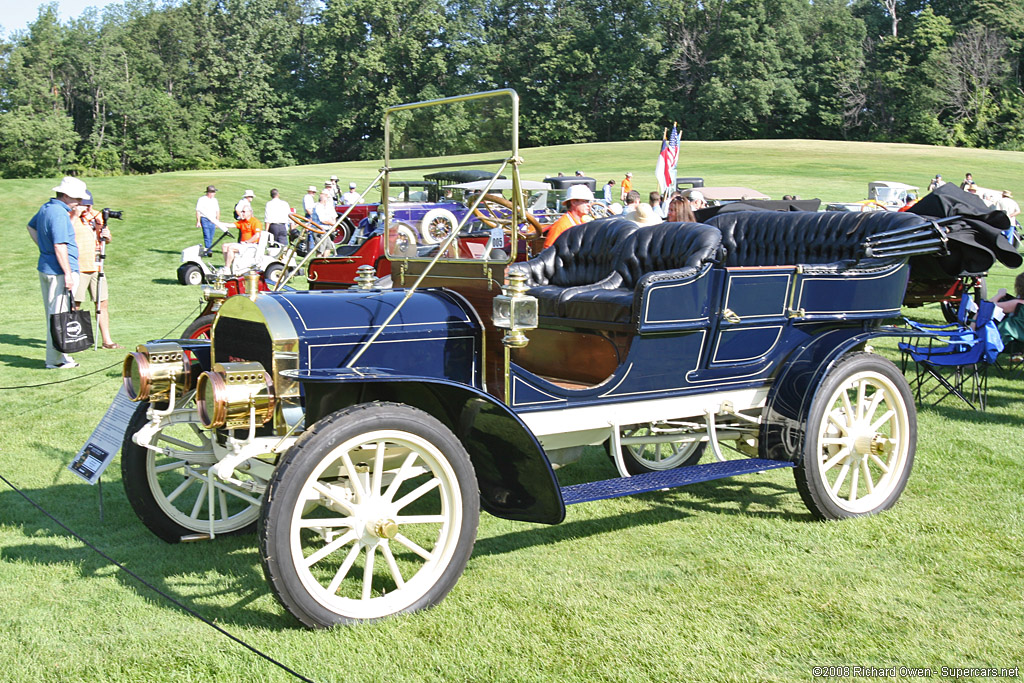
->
xmin=118 ymin=91 xmax=995 ymax=629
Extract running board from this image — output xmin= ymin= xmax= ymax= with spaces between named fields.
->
xmin=560 ymin=458 xmax=795 ymax=506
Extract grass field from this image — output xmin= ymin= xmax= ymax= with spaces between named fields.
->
xmin=1 ymin=139 xmax=1022 ymax=682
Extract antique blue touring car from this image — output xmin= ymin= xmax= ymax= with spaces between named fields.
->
xmin=120 ymin=91 xmax=970 ymax=628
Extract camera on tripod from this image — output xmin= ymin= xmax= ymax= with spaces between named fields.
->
xmin=102 ymin=208 xmax=124 ymax=222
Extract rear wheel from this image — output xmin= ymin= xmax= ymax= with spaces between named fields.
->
xmin=263 ymin=262 xmax=284 ymax=286
xmin=609 ymin=424 xmax=705 ymax=474
xmin=795 ymin=353 xmax=915 ymax=520
xmin=259 ymin=402 xmax=479 ymax=628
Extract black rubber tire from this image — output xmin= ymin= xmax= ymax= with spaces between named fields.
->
xmin=259 ymin=402 xmax=479 ymax=628
xmin=177 ymin=263 xmax=203 ymax=286
xmin=182 ymin=314 xmax=215 ymax=340
xmin=121 ymin=402 xmax=259 ymax=543
xmin=794 ymin=352 xmax=916 ymax=520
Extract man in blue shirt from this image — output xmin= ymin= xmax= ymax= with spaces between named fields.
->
xmin=28 ymin=176 xmax=89 ymax=368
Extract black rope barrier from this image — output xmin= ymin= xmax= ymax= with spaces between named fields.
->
xmin=0 ymin=471 xmax=317 ymax=683
xmin=0 ymin=304 xmax=201 ymax=390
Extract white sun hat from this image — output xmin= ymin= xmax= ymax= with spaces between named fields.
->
xmin=52 ymin=176 xmax=88 ymax=199
xmin=563 ymin=184 xmax=596 ymax=204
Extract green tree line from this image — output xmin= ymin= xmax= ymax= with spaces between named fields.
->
xmin=2 ymin=0 xmax=1023 ymax=178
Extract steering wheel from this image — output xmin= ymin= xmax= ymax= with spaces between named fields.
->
xmin=472 ymin=194 xmax=543 ymax=238
xmin=589 ymin=202 xmax=612 ymax=219
xmin=289 ymin=212 xmax=327 ymax=234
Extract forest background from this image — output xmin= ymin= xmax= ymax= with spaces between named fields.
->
xmin=2 ymin=0 xmax=1023 ymax=179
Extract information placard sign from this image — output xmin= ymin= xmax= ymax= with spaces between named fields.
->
xmin=69 ymin=386 xmax=136 ymax=484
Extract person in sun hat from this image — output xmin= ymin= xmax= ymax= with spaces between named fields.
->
xmin=543 ymin=184 xmax=595 ymax=249
xmin=28 ymin=176 xmax=88 ymax=368
xmin=303 ymin=185 xmax=317 ymax=218
xmin=234 ymin=189 xmax=255 ymax=221
xmin=620 ymin=172 xmax=633 ymax=202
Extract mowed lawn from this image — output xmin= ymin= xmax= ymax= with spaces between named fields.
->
xmin=1 ymin=139 xmax=1022 ymax=682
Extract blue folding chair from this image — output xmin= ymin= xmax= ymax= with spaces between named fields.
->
xmin=899 ymin=299 xmax=1004 ymax=410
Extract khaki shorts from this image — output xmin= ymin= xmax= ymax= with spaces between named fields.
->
xmin=75 ymin=271 xmax=108 ymax=304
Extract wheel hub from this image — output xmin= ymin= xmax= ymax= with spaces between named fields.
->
xmin=368 ymin=519 xmax=399 ymax=539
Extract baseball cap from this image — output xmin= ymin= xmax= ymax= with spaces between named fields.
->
xmin=80 ymin=190 xmax=94 ymax=206
xmin=688 ymin=190 xmax=705 ymax=203
xmin=349 ymin=182 xmax=357 ymax=189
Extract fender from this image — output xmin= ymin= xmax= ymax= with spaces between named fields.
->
xmin=759 ymin=325 xmax=907 ymax=463
xmin=287 ymin=367 xmax=566 ymax=525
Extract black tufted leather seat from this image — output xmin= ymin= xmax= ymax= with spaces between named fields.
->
xmin=707 ymin=210 xmax=924 ymax=267
xmin=510 ymin=220 xmax=722 ymax=327
xmin=508 ymin=217 xmax=641 ymax=317
xmin=560 ymin=222 xmax=722 ymax=324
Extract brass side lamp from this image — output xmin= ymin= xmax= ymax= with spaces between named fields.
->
xmin=492 ymin=270 xmax=538 ymax=348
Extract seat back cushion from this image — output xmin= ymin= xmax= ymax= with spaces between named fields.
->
xmin=546 ymin=216 xmax=640 ymax=286
xmin=707 ymin=210 xmax=924 ymax=267
xmin=614 ymin=222 xmax=723 ymax=289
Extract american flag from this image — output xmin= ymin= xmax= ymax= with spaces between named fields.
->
xmin=655 ymin=123 xmax=679 ymax=195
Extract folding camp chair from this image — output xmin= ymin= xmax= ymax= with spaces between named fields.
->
xmin=899 ymin=299 xmax=1004 ymax=410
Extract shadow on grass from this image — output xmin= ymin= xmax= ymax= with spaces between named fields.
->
xmin=148 ymin=248 xmax=183 ymax=255
xmin=0 ymin=333 xmax=45 ymax=349
xmin=151 ymin=278 xmax=181 ymax=286
xmin=474 ymin=476 xmax=811 ymax=559
xmin=0 ymin=353 xmax=48 ymax=369
xmin=0 ymin=482 xmax=297 ymax=630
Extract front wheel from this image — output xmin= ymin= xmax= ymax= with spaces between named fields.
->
xmin=795 ymin=353 xmax=915 ymax=520
xmin=121 ymin=401 xmax=264 ymax=543
xmin=183 ymin=313 xmax=215 ymax=340
xmin=178 ymin=263 xmax=204 ymax=286
xmin=259 ymin=402 xmax=479 ymax=628
xmin=263 ymin=262 xmax=284 ymax=286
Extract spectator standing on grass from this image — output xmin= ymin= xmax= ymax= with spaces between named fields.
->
xmin=28 ymin=176 xmax=88 ymax=369
xmin=620 ymin=172 xmax=633 ymax=202
xmin=328 ymin=175 xmax=341 ymax=201
xmin=195 ymin=185 xmax=220 ymax=254
xmin=264 ymin=188 xmax=291 ymax=245
xmin=71 ymin=191 xmax=119 ymax=350
xmin=603 ymin=180 xmax=615 ymax=201
xmin=997 ymin=190 xmax=1020 ymax=225
xmin=303 ymin=185 xmax=317 ymax=218
xmin=928 ymin=174 xmax=945 ymax=192
xmin=341 ymin=182 xmax=361 ymax=205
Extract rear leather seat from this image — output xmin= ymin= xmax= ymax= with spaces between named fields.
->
xmin=707 ymin=210 xmax=923 ymax=267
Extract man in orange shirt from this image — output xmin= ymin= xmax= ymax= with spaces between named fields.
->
xmin=543 ymin=185 xmax=595 ymax=249
xmin=222 ymin=206 xmax=264 ymax=272
xmin=620 ymin=172 xmax=633 ymax=202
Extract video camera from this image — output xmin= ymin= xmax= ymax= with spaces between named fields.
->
xmin=102 ymin=208 xmax=124 ymax=222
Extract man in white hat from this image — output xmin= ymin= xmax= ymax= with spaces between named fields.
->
xmin=27 ymin=176 xmax=88 ymax=368
xmin=303 ymin=185 xmax=317 ymax=218
xmin=234 ymin=189 xmax=255 ymax=220
xmin=543 ymin=184 xmax=595 ymax=249
xmin=620 ymin=172 xmax=633 ymax=202
xmin=340 ymin=181 xmax=361 ymax=206
xmin=686 ymin=189 xmax=707 ymax=211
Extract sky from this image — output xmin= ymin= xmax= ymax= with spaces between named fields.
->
xmin=1 ymin=0 xmax=128 ymax=38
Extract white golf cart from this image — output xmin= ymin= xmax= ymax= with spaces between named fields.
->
xmin=177 ymin=223 xmax=287 ymax=286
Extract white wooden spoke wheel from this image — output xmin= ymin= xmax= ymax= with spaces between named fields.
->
xmin=121 ymin=401 xmax=264 ymax=543
xmin=260 ymin=403 xmax=478 ymax=628
xmin=796 ymin=353 xmax=916 ymax=520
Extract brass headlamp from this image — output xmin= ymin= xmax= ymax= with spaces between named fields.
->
xmin=122 ymin=342 xmax=192 ymax=402
xmin=195 ymin=362 xmax=276 ymax=430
